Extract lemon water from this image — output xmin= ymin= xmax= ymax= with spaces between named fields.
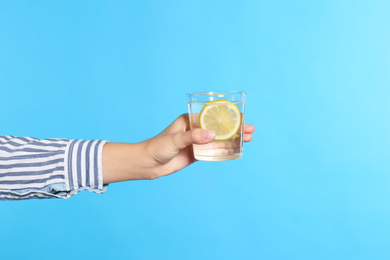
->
xmin=188 ymin=101 xmax=245 ymax=161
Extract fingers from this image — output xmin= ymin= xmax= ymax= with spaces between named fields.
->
xmin=243 ymin=134 xmax=253 ymax=142
xmin=243 ymin=124 xmax=254 ymax=142
xmin=244 ymin=124 xmax=255 ymax=134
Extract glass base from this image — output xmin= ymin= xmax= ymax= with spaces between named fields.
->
xmin=195 ymin=153 xmax=242 ymax=161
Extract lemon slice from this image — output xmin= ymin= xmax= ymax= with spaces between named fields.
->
xmin=199 ymin=99 xmax=241 ymax=141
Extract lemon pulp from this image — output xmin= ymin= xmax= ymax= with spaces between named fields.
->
xmin=198 ymin=99 xmax=241 ymax=141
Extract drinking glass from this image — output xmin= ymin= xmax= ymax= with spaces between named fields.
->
xmin=187 ymin=91 xmax=246 ymax=161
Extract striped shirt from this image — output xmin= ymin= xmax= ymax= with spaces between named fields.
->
xmin=0 ymin=135 xmax=108 ymax=200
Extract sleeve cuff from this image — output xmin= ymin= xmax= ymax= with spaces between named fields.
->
xmin=64 ymin=139 xmax=108 ymax=198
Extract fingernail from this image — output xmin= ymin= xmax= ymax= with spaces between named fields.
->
xmin=202 ymin=130 xmax=216 ymax=140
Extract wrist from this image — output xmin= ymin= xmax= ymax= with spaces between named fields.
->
xmin=102 ymin=142 xmax=153 ymax=183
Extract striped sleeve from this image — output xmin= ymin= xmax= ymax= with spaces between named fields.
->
xmin=0 ymin=135 xmax=108 ymax=200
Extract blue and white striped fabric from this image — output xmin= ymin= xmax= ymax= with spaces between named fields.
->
xmin=0 ymin=135 xmax=108 ymax=200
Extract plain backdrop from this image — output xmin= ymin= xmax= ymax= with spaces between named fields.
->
xmin=1 ymin=1 xmax=390 ymax=259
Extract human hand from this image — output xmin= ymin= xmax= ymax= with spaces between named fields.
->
xmin=102 ymin=114 xmax=255 ymax=183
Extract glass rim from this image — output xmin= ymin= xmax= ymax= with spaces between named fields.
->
xmin=186 ymin=91 xmax=246 ymax=97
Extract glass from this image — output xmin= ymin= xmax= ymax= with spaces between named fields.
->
xmin=187 ymin=91 xmax=246 ymax=161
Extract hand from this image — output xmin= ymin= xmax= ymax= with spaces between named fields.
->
xmin=102 ymin=114 xmax=255 ymax=183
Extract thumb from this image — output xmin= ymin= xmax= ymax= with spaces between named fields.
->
xmin=170 ymin=128 xmax=216 ymax=151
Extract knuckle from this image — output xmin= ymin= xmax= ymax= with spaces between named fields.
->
xmin=191 ymin=129 xmax=202 ymax=142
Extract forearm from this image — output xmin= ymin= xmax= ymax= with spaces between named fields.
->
xmin=102 ymin=142 xmax=154 ymax=184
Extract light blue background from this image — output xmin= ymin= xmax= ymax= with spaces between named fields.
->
xmin=1 ymin=1 xmax=390 ymax=259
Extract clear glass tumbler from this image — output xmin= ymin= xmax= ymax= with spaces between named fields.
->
xmin=187 ymin=91 xmax=246 ymax=161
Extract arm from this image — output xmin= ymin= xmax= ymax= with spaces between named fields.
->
xmin=0 ymin=114 xmax=254 ymax=200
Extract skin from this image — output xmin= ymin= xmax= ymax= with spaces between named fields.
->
xmin=102 ymin=114 xmax=255 ymax=184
